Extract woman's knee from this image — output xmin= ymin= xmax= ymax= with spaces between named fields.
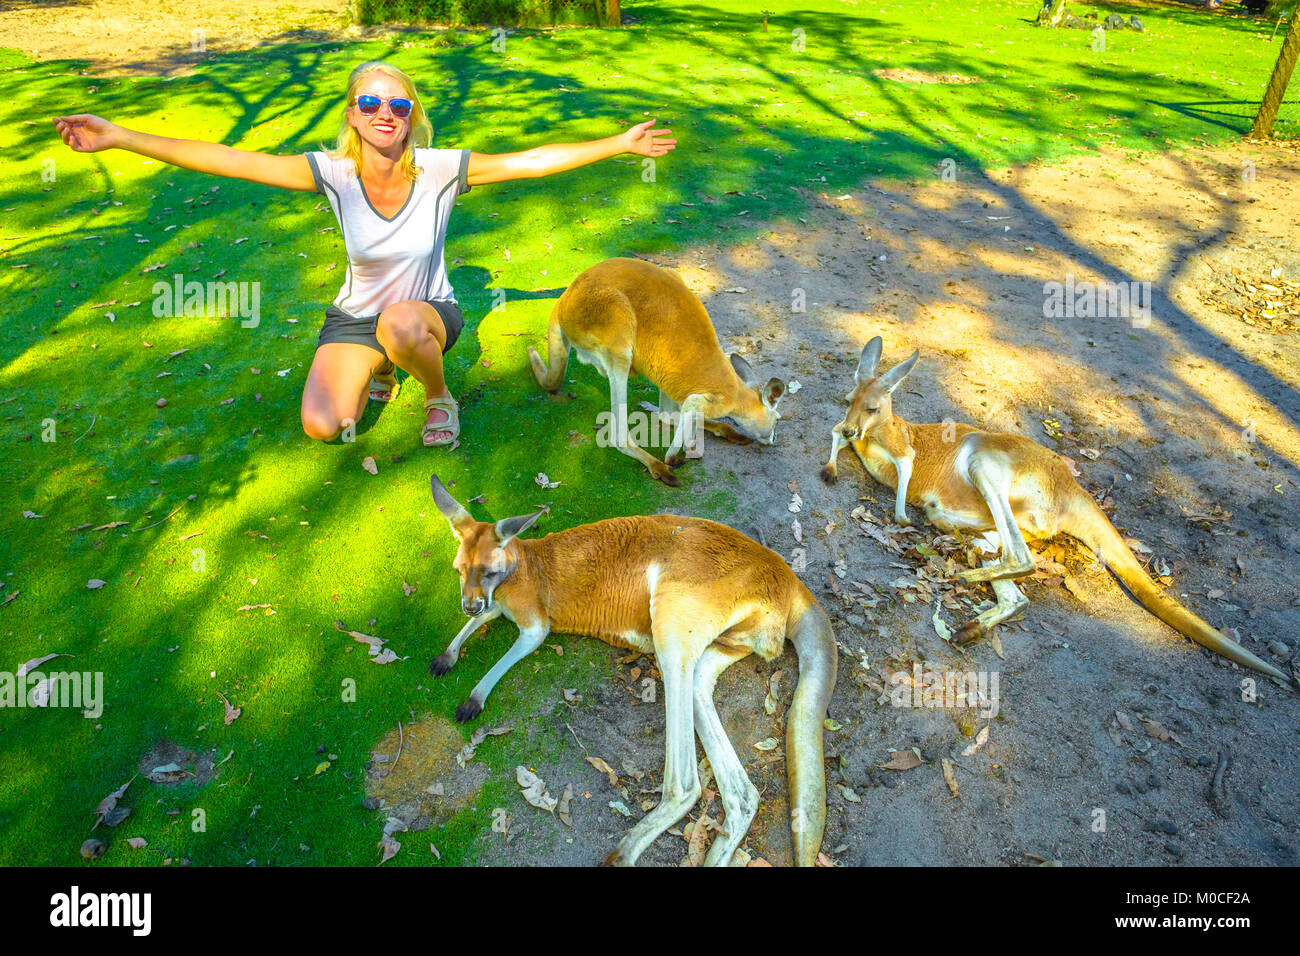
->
xmin=301 ymin=408 xmax=354 ymax=442
xmin=377 ymin=302 xmax=443 ymax=354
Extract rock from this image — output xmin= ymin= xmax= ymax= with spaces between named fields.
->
xmin=1268 ymin=640 xmax=1290 ymax=658
xmin=1129 ymin=15 xmax=1143 ymax=30
xmin=1155 ymin=818 xmax=1179 ymax=836
xmin=1165 ymin=841 xmax=1184 ymax=857
xmin=80 ymin=839 xmax=106 ymax=860
xmin=1116 ymin=779 xmax=1133 ymax=795
xmin=1146 ymin=772 xmax=1162 ymax=791
xmin=1105 ymin=12 xmax=1125 ymax=29
xmin=361 ymin=796 xmax=380 ymax=811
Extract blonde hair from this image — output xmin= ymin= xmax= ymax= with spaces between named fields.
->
xmin=330 ymin=61 xmax=432 ymax=182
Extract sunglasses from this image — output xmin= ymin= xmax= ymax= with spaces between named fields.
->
xmin=354 ymin=94 xmax=413 ymax=118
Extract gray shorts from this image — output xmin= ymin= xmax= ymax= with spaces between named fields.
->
xmin=318 ymin=300 xmax=465 ymax=359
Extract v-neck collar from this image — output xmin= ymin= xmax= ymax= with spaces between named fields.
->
xmin=358 ymin=172 xmax=416 ymax=223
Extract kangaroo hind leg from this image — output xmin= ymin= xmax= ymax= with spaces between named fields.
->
xmin=957 ymin=455 xmax=1036 ymax=584
xmin=691 ymin=643 xmax=759 ymax=866
xmin=954 ymin=537 xmax=1030 ymax=645
xmin=604 ymin=632 xmax=703 ymax=866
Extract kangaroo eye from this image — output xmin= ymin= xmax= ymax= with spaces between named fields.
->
xmin=868 ymin=406 xmax=880 ymax=413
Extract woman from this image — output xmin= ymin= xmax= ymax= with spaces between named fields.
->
xmin=54 ymin=60 xmax=675 ymax=447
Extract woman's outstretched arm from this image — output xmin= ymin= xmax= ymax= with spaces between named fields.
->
xmin=466 ymin=118 xmax=675 ymax=187
xmin=53 ymin=114 xmax=317 ymax=192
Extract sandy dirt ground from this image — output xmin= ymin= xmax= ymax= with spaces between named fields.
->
xmin=400 ymin=139 xmax=1299 ymax=867
xmin=0 ymin=0 xmax=353 ymax=74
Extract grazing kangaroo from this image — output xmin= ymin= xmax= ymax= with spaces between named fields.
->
xmin=426 ymin=474 xmax=837 ymax=866
xmin=820 ymin=337 xmax=1294 ymax=686
xmin=528 ymin=257 xmax=787 ymax=486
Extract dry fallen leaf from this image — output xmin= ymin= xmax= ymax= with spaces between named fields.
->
xmin=94 ymin=776 xmax=136 ymax=827
xmin=361 ymin=456 xmax=378 ymax=476
xmin=942 ymin=758 xmax=959 ymax=798
xmin=961 ymin=725 xmax=990 ymax=757
xmin=379 ymin=833 xmax=400 ymax=863
xmin=558 ymin=783 xmax=574 ymax=827
xmin=216 ymin=691 xmax=241 ymax=725
xmin=685 ymin=813 xmax=716 ymax=866
xmin=753 ymin=737 xmax=780 ymax=752
xmin=1141 ymin=719 xmax=1185 ymax=746
xmin=879 ymin=749 xmax=922 ymax=771
xmin=16 ymin=653 xmax=61 ymax=677
xmin=516 ymin=766 xmax=558 ymax=812
xmin=586 ymin=755 xmax=618 ymax=785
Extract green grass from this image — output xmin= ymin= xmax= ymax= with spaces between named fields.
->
xmin=0 ymin=0 xmax=1295 ymax=866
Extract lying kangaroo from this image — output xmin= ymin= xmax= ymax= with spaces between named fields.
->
xmin=528 ymin=257 xmax=786 ymax=486
xmin=426 ymin=474 xmax=837 ymax=866
xmin=821 ymin=336 xmax=1293 ymax=686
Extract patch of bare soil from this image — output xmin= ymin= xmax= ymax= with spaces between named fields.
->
xmin=364 ymin=714 xmax=488 ymax=840
xmin=873 ymin=67 xmax=980 ymax=84
xmin=462 ymin=139 xmax=1299 ymax=867
xmin=0 ymin=0 xmax=355 ymax=75
xmin=139 ymin=739 xmax=220 ymax=786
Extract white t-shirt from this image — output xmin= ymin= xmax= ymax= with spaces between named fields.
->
xmin=307 ymin=147 xmax=470 ymax=317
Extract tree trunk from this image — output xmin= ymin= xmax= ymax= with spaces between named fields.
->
xmin=1036 ymin=0 xmax=1068 ymax=27
xmin=1252 ymin=11 xmax=1300 ymax=138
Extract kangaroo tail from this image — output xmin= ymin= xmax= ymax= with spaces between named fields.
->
xmin=786 ymin=599 xmax=838 ymax=866
xmin=1063 ymin=491 xmax=1294 ymax=686
xmin=528 ymin=304 xmax=569 ymax=392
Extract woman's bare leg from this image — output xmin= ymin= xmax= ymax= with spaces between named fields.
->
xmin=375 ymin=300 xmax=455 ymax=445
xmin=301 ymin=342 xmax=386 ymax=441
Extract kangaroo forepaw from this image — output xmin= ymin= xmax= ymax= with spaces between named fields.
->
xmin=428 ymin=653 xmax=456 ymax=677
xmin=953 ymin=620 xmax=987 ymax=647
xmin=820 ymin=465 xmax=838 ymax=485
xmin=649 ymin=462 xmax=680 ymax=487
xmin=454 ymin=698 xmax=483 ymax=723
xmin=665 ymin=451 xmax=686 ymax=469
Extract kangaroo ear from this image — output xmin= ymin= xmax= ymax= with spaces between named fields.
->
xmin=763 ymin=378 xmax=786 ymax=407
xmin=876 ymin=350 xmax=919 ymax=395
xmin=856 ymin=336 xmax=883 ymax=383
xmin=729 ymin=352 xmax=758 ymax=387
xmin=494 ymin=509 xmax=544 ymax=547
xmin=430 ymin=474 xmax=475 ymax=539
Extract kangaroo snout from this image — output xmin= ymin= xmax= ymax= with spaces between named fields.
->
xmin=463 ymin=596 xmax=488 ymax=616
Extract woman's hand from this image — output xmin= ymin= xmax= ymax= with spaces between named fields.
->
xmin=54 ymin=114 xmax=121 ymax=153
xmin=622 ymin=119 xmax=676 ymax=158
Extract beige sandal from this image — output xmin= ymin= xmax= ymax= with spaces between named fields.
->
xmin=422 ymin=396 xmax=460 ymax=447
xmin=369 ymin=361 xmax=400 ymax=403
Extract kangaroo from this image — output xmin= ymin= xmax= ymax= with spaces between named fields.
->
xmin=820 ymin=336 xmax=1294 ymax=687
xmin=528 ymin=257 xmax=786 ymax=486
xmin=426 ymin=474 xmax=837 ymax=866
